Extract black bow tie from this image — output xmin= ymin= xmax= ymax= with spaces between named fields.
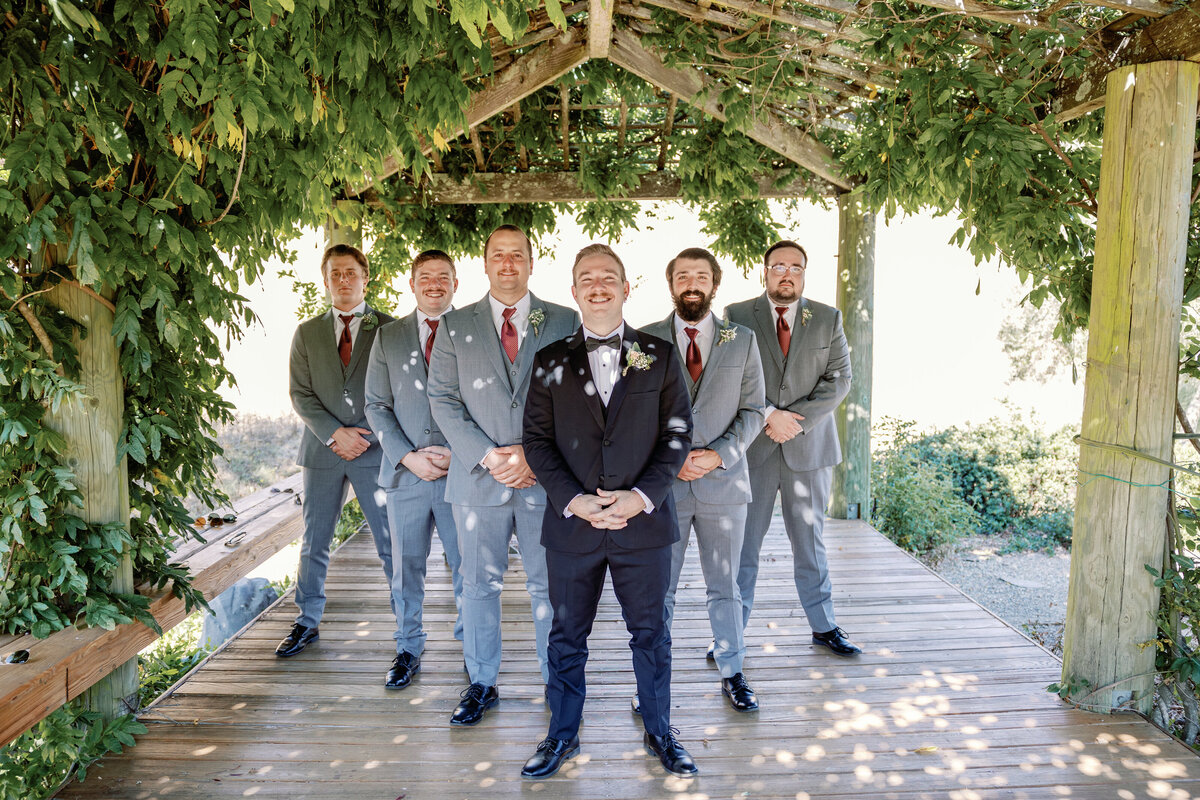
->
xmin=585 ymin=334 xmax=621 ymax=352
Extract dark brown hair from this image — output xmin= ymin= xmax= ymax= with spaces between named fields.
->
xmin=666 ymin=247 xmax=722 ymax=288
xmin=763 ymin=240 xmax=808 ymax=267
xmin=321 ymin=243 xmax=369 ymax=278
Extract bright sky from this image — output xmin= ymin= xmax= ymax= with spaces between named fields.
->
xmin=221 ymin=201 xmax=1084 ymax=431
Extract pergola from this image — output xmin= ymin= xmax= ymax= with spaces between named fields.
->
xmin=14 ymin=0 xmax=1199 ymax=735
xmin=327 ymin=0 xmax=1200 ymax=717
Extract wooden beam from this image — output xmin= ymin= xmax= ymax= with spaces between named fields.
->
xmin=832 ymin=192 xmax=875 ymax=521
xmin=469 ymin=126 xmax=486 ymax=169
xmin=609 ymin=28 xmax=851 ymax=190
xmin=1053 ymin=1 xmax=1200 ymax=121
xmin=658 ymin=94 xmax=678 ymax=170
xmin=589 ymin=0 xmax=613 ymax=58
xmin=618 ymin=98 xmax=628 ymax=147
xmin=355 ymin=31 xmax=588 ymax=193
xmin=513 ymin=102 xmax=529 ymax=171
xmin=380 ymin=169 xmax=832 ymax=204
xmin=1062 ymin=61 xmax=1199 ymax=714
xmin=0 ymin=475 xmax=306 ymax=746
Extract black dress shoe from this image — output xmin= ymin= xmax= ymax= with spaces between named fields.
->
xmin=275 ymin=624 xmax=318 ymax=657
xmin=721 ymin=673 xmax=759 ymax=712
xmin=520 ymin=736 xmax=580 ymax=778
xmin=644 ymin=728 xmax=698 ymax=776
xmin=384 ymin=651 xmax=420 ymax=689
xmin=450 ymin=683 xmax=499 ymax=726
xmin=706 ymin=640 xmax=715 ymax=662
xmin=631 ymin=692 xmax=641 ymax=715
xmin=812 ymin=627 xmax=862 ymax=656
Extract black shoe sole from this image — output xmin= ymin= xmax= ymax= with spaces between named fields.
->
xmin=520 ymin=745 xmax=580 ymax=779
xmin=275 ymin=635 xmax=318 ymax=658
xmin=644 ymin=745 xmax=698 ymax=777
xmin=450 ymin=697 xmax=498 ymax=726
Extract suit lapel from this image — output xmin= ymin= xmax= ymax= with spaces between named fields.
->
xmin=660 ymin=313 xmax=699 ymax=402
xmin=699 ymin=311 xmax=730 ymax=388
xmin=344 ymin=306 xmax=377 ymax=378
xmin=401 ymin=311 xmax=425 ymax=379
xmin=471 ymin=296 xmax=511 ymax=391
xmin=755 ymin=294 xmax=785 ymax=374
xmin=604 ymin=326 xmax=641 ymax=430
xmin=513 ymin=294 xmax=549 ymax=394
xmin=313 ymin=310 xmax=344 ymax=380
xmin=566 ymin=330 xmax=606 ymax=430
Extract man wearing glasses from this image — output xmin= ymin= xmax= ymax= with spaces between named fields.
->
xmin=726 ymin=240 xmax=861 ymax=658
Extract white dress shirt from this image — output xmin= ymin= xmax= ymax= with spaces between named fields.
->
xmin=333 ymin=300 xmax=368 ymax=348
xmin=583 ymin=322 xmax=624 ymax=407
xmin=673 ymin=311 xmax=716 ymax=371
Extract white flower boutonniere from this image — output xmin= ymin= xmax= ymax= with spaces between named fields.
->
xmin=357 ymin=311 xmax=379 ymax=332
xmin=717 ymin=325 xmax=737 ymax=346
xmin=622 ymin=342 xmax=656 ymax=376
xmin=528 ymin=307 xmax=545 ymax=336
xmin=801 ymin=306 xmax=813 ymax=327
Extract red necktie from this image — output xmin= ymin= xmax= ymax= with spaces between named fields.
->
xmin=684 ymin=327 xmax=702 ymax=383
xmin=775 ymin=306 xmax=791 ymax=359
xmin=338 ymin=314 xmax=354 ymax=367
xmin=501 ymin=307 xmax=518 ymax=363
xmin=424 ymin=318 xmax=439 ymax=365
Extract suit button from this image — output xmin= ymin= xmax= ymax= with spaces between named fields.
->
xmin=511 ymin=401 xmax=519 ymax=408
xmin=511 ymin=369 xmax=518 ymax=376
xmin=424 ymin=429 xmax=431 ymax=435
xmin=603 ymin=440 xmax=611 ymax=446
xmin=780 ymin=383 xmax=787 ymax=391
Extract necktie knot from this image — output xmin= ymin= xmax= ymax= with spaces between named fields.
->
xmin=775 ymin=306 xmax=789 ymax=325
xmin=340 ymin=313 xmax=355 ymax=326
xmin=685 ymin=327 xmax=699 ymax=342
xmin=502 ymin=307 xmax=517 ymax=321
xmin=426 ymin=318 xmax=439 ymax=332
xmin=586 ymin=334 xmax=621 ymax=352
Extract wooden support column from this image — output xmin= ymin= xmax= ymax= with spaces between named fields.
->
xmin=323 ymin=201 xmax=364 ymax=250
xmin=44 ymin=280 xmax=135 ymax=721
xmin=831 ymin=191 xmax=875 ymax=520
xmin=1063 ymin=61 xmax=1199 ymax=713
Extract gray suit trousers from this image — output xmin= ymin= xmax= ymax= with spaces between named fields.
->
xmin=384 ymin=478 xmax=463 ymax=655
xmin=665 ymin=494 xmax=747 ymax=677
xmin=295 ymin=463 xmax=393 ymax=628
xmin=738 ymin=450 xmax=836 ymax=634
xmin=453 ymin=492 xmax=551 ymax=687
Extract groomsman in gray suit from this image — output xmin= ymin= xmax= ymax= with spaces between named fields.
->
xmin=428 ymin=225 xmax=580 ymax=726
xmin=726 ymin=239 xmax=861 ymax=657
xmin=365 ymin=250 xmax=464 ymax=690
xmin=281 ymin=244 xmax=395 ymax=658
xmin=641 ymin=248 xmax=766 ymax=712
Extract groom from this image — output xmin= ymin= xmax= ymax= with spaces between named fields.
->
xmin=520 ymin=243 xmax=698 ymax=779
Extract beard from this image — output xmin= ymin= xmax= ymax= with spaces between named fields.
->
xmin=767 ymin=283 xmax=799 ymax=304
xmin=673 ymin=290 xmax=714 ymax=323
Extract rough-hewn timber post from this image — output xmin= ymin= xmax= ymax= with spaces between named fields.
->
xmin=44 ymin=280 xmax=136 ymax=719
xmin=324 ymin=201 xmax=363 ymax=249
xmin=831 ymin=191 xmax=875 ymax=520
xmin=1062 ymin=61 xmax=1198 ymax=713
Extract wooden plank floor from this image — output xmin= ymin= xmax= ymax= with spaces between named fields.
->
xmin=59 ymin=519 xmax=1200 ymax=799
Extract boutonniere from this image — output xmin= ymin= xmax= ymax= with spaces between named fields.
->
xmin=528 ymin=307 xmax=545 ymax=336
xmin=801 ymin=306 xmax=813 ymax=327
xmin=622 ymin=342 xmax=656 ymax=376
xmin=717 ymin=324 xmax=737 ymax=346
xmin=357 ymin=310 xmax=379 ymax=332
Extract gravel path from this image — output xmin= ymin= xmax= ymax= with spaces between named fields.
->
xmin=931 ymin=535 xmax=1070 ymax=655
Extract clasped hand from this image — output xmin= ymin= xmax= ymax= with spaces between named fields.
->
xmin=330 ymin=426 xmax=371 ymax=460
xmin=483 ymin=445 xmax=536 ymax=489
xmin=402 ymin=445 xmax=451 ymax=481
xmin=764 ymin=409 xmax=805 ymax=443
xmin=678 ymin=448 xmax=721 ymax=481
xmin=567 ymin=489 xmax=646 ymax=530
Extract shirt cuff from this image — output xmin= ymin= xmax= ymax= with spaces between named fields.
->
xmin=564 ymin=493 xmax=582 ymax=518
xmin=633 ymin=487 xmax=654 ymax=515
xmin=480 ymin=447 xmax=495 ymax=469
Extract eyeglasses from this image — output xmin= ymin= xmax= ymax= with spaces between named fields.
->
xmin=768 ymin=265 xmax=806 ymax=276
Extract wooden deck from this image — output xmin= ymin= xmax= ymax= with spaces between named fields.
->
xmin=59 ymin=519 xmax=1200 ymax=799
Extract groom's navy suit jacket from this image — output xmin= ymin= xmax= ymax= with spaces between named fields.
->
xmin=523 ymin=325 xmax=693 ymax=553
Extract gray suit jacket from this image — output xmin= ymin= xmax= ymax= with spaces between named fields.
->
xmin=641 ymin=312 xmax=765 ymax=505
xmin=428 ymin=293 xmax=580 ymax=506
xmin=725 ymin=294 xmax=851 ymax=472
xmin=364 ymin=312 xmax=447 ymax=490
xmin=290 ymin=306 xmax=395 ymax=470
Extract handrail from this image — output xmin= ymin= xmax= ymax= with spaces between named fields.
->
xmin=0 ymin=472 xmax=306 ymax=747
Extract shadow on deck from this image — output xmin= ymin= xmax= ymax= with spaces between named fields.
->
xmin=59 ymin=519 xmax=1200 ymax=799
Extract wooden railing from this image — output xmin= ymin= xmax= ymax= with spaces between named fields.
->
xmin=0 ymin=473 xmax=306 ymax=746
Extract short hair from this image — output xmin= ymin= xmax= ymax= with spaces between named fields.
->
xmin=666 ymin=247 xmax=722 ymax=288
xmin=763 ymin=239 xmax=808 ymax=267
xmin=572 ymin=243 xmax=626 ymax=282
xmin=321 ymin=243 xmax=369 ymax=277
xmin=483 ymin=224 xmax=533 ymax=264
xmin=412 ymin=249 xmax=455 ymax=278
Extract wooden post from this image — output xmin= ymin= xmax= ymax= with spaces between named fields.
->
xmin=1062 ymin=61 xmax=1198 ymax=713
xmin=831 ymin=191 xmax=875 ymax=520
xmin=323 ymin=201 xmax=363 ymax=249
xmin=44 ymin=281 xmax=136 ymax=720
